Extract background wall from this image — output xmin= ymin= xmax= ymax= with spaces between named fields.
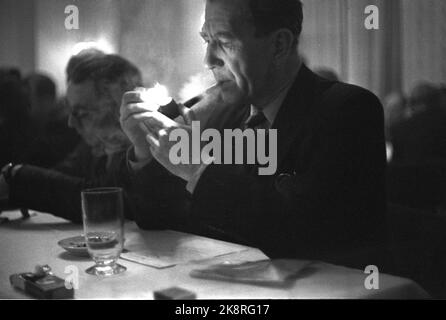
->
xmin=0 ymin=0 xmax=35 ymax=73
xmin=300 ymin=0 xmax=446 ymax=98
xmin=34 ymin=0 xmax=120 ymax=94
xmin=1 ymin=0 xmax=445 ymax=99
xmin=118 ymin=0 xmax=206 ymax=96
xmin=401 ymin=0 xmax=446 ymax=93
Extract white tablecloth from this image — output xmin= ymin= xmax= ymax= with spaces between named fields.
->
xmin=0 ymin=210 xmax=429 ymax=299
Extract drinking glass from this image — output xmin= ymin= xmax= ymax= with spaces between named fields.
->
xmin=81 ymin=187 xmax=126 ymax=276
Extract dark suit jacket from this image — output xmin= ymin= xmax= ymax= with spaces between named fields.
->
xmin=126 ymin=65 xmax=388 ymax=269
xmin=8 ymin=142 xmax=131 ymax=223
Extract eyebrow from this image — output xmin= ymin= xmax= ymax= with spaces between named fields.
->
xmin=215 ymin=31 xmax=236 ymax=39
xmin=200 ymin=31 xmax=237 ymax=42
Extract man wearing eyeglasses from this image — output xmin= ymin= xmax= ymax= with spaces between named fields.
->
xmin=0 ymin=53 xmax=142 ymax=223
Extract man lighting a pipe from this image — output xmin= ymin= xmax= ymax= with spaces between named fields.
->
xmin=120 ymin=0 xmax=388 ymax=269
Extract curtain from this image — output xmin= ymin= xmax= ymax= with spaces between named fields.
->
xmin=0 ymin=0 xmax=35 ymax=73
xmin=301 ymin=0 xmax=402 ymax=99
xmin=401 ymin=0 xmax=446 ymax=93
xmin=301 ymin=0 xmax=445 ymax=100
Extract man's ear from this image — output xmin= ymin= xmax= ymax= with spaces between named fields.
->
xmin=272 ymin=28 xmax=295 ymax=65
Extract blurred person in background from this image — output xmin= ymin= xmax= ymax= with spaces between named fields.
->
xmin=390 ymin=82 xmax=446 ymax=164
xmin=382 ymin=92 xmax=408 ymax=162
xmin=383 ymin=92 xmax=408 ymax=138
xmin=0 ymin=53 xmax=142 ymax=223
xmin=22 ymin=73 xmax=80 ymax=168
xmin=0 ymin=68 xmax=32 ymax=168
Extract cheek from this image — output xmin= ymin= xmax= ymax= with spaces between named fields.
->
xmin=231 ymin=49 xmax=267 ymax=92
xmin=80 ymin=119 xmax=95 ymax=133
xmin=96 ymin=114 xmax=120 ymax=136
xmin=76 ymin=117 xmax=101 ymax=139
xmin=226 ymin=58 xmax=252 ymax=92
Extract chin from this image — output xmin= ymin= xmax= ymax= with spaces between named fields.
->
xmin=82 ymin=135 xmax=101 ymax=148
xmin=218 ymin=83 xmax=247 ymax=105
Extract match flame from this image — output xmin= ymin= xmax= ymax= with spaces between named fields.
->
xmin=137 ymin=83 xmax=173 ymax=110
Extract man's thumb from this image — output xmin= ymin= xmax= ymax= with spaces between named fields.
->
xmin=178 ymin=103 xmax=196 ymax=125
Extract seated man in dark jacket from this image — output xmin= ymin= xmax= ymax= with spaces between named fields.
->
xmin=0 ymin=53 xmax=143 ymax=223
xmin=119 ymin=0 xmax=388 ymax=270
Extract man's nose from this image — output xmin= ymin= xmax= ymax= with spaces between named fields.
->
xmin=204 ymin=42 xmax=223 ymax=70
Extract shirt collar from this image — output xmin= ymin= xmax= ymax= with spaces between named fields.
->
xmin=250 ymin=70 xmax=299 ymax=127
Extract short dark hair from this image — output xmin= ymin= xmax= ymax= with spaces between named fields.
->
xmin=24 ymin=73 xmax=56 ymax=100
xmin=248 ymin=0 xmax=303 ymax=43
xmin=66 ymin=48 xmax=106 ymax=81
xmin=68 ymin=54 xmax=142 ymax=93
xmin=68 ymin=54 xmax=142 ymax=120
xmin=409 ymin=82 xmax=443 ymax=112
xmin=0 ymin=68 xmax=30 ymax=120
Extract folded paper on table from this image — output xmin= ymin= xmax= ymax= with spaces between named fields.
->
xmin=120 ymin=230 xmax=250 ymax=268
xmin=190 ymin=259 xmax=313 ymax=287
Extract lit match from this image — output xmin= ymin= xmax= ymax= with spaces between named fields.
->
xmin=135 ymin=83 xmax=173 ymax=111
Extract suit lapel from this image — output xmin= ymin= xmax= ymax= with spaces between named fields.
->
xmin=272 ymin=64 xmax=321 ymax=170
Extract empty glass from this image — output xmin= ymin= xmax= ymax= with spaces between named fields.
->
xmin=81 ymin=187 xmax=126 ymax=276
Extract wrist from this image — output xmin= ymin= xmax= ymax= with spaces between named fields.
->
xmin=1 ymin=163 xmax=23 ymax=185
xmin=11 ymin=164 xmax=23 ymax=177
xmin=0 ymin=163 xmax=17 ymax=201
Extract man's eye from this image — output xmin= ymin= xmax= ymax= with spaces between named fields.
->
xmin=219 ymin=41 xmax=234 ymax=50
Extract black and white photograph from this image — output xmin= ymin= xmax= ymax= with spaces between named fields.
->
xmin=1 ymin=0 xmax=446 ymax=306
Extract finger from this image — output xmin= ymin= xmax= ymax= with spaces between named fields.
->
xmin=141 ymin=117 xmax=164 ymax=135
xmin=178 ymin=103 xmax=196 ymax=125
xmin=138 ymin=122 xmax=151 ymax=135
xmin=149 ymin=145 xmax=157 ymax=158
xmin=158 ymin=128 xmax=169 ymax=141
xmin=139 ymin=119 xmax=163 ymax=140
xmin=148 ymin=145 xmax=166 ymax=165
xmin=120 ymin=103 xmax=157 ymax=122
xmin=143 ymin=111 xmax=179 ymax=131
xmin=145 ymin=131 xmax=160 ymax=149
xmin=122 ymin=91 xmax=145 ymax=105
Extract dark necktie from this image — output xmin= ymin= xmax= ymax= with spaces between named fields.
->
xmin=244 ymin=111 xmax=267 ymax=129
xmin=241 ymin=111 xmax=270 ymax=173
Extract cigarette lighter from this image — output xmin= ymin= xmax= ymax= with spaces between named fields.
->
xmin=10 ymin=265 xmax=74 ymax=299
xmin=154 ymin=286 xmax=197 ymax=300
